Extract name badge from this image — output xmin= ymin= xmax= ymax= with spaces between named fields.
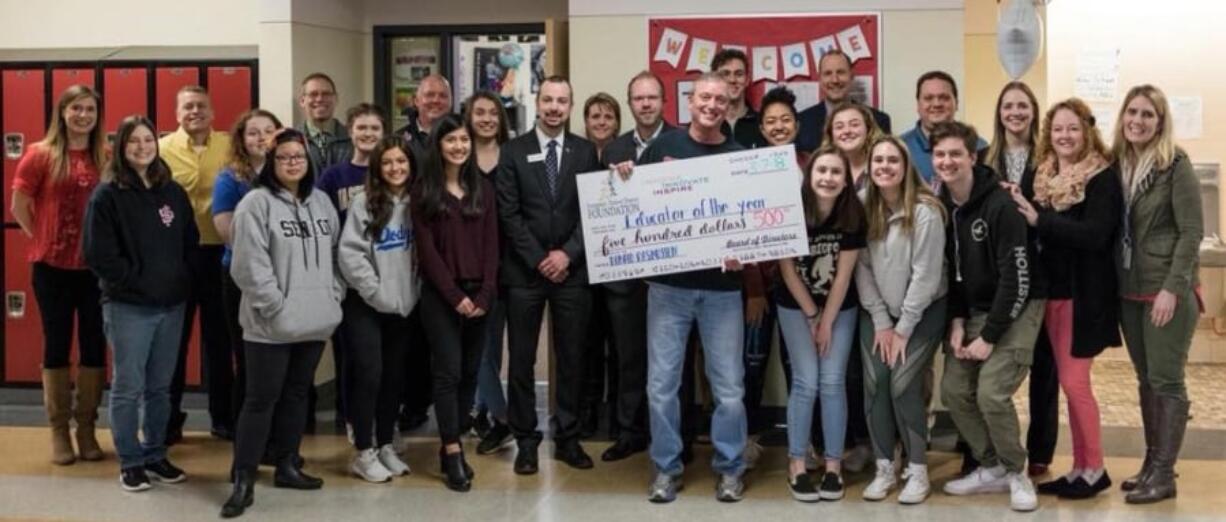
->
xmin=527 ymin=152 xmax=545 ymax=163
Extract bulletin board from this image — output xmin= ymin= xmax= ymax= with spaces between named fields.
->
xmin=648 ymin=13 xmax=881 ymax=125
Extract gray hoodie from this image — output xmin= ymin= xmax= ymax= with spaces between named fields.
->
xmin=855 ymin=201 xmax=947 ymax=338
xmin=230 ymin=186 xmax=343 ymax=344
xmin=338 ymin=191 xmax=420 ymax=316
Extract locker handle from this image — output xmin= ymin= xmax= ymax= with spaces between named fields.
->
xmin=7 ymin=291 xmax=26 ymax=319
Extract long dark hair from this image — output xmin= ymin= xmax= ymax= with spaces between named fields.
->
xmin=253 ymin=128 xmax=315 ymax=200
xmin=801 ymin=145 xmax=865 ymax=233
xmin=364 ymin=135 xmax=416 ymax=239
xmin=414 ymin=114 xmax=485 ymax=219
xmin=463 ymin=90 xmax=510 ymax=144
xmin=104 ymin=116 xmax=173 ymax=190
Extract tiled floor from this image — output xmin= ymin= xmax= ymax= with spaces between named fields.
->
xmin=1013 ymin=361 xmax=1226 ymax=430
xmin=1 ymin=426 xmax=1225 ymax=522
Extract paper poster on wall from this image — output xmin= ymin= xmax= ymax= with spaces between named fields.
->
xmin=764 ymin=81 xmax=821 ymax=113
xmin=452 ymin=34 xmax=545 ymax=135
xmin=648 ymin=13 xmax=881 ymax=127
xmin=1074 ymin=47 xmax=1120 ymax=102
xmin=1089 ymin=102 xmax=1118 ymax=138
xmin=1169 ymin=95 xmax=1203 ymax=140
xmin=388 ymin=36 xmax=441 ymax=130
xmin=851 ymin=76 xmax=874 ymax=105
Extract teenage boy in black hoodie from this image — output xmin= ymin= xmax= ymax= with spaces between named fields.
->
xmin=932 ymin=121 xmax=1044 ymax=512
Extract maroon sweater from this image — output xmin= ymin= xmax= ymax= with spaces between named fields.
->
xmin=411 ymin=179 xmax=500 ymax=310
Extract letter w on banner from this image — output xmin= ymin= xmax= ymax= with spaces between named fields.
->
xmin=654 ymin=28 xmax=689 ymax=68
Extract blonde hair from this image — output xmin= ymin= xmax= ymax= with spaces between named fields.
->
xmin=862 ymin=135 xmax=945 ymax=241
xmin=1113 ymin=84 xmax=1178 ymax=174
xmin=38 ymin=85 xmax=107 ymax=182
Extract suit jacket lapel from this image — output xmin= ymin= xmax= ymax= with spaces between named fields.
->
xmin=556 ymin=137 xmax=577 ymax=206
xmin=522 ymin=137 xmax=550 ymax=203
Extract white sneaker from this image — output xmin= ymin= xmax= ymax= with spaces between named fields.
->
xmin=844 ymin=444 xmax=872 ymax=473
xmin=1008 ymin=472 xmax=1038 ymax=512
xmin=377 ymin=444 xmax=411 ymax=476
xmin=862 ymin=459 xmax=896 ymax=501
xmin=943 ymin=465 xmax=1009 ymax=495
xmin=350 ymin=448 xmax=393 ymax=483
xmin=898 ymin=463 xmax=930 ymax=504
xmin=743 ymin=436 xmax=764 ymax=470
xmin=392 ymin=425 xmax=409 ymax=454
xmin=346 ymin=422 xmax=355 ymax=445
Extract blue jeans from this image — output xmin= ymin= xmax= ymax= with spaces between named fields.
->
xmin=778 ymin=305 xmax=856 ymax=460
xmin=647 ymin=282 xmax=746 ymax=476
xmin=103 ymin=301 xmax=186 ymax=470
xmin=474 ymin=298 xmax=508 ymax=420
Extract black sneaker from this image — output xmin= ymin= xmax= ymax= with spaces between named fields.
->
xmin=471 ymin=409 xmax=492 ymax=439
xmin=120 ymin=467 xmax=152 ymax=492
xmin=477 ymin=422 xmax=514 ymax=455
xmin=788 ymin=473 xmax=821 ymax=502
xmin=145 ymin=459 xmax=187 ymax=483
xmin=818 ymin=471 xmax=844 ymax=500
xmin=1059 ymin=471 xmax=1112 ymax=500
xmin=1037 ymin=475 xmax=1072 ymax=496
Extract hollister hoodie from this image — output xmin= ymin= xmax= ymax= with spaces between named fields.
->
xmin=230 ymin=186 xmax=343 ymax=344
xmin=941 ymin=165 xmax=1037 ymax=344
xmin=338 ymin=191 xmax=420 ymax=316
xmin=83 ymin=178 xmax=197 ymax=307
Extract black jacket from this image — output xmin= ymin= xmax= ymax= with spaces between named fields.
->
xmin=1026 ymin=164 xmax=1123 ymax=357
xmin=495 ymin=130 xmax=602 ymax=286
xmin=795 ymin=102 xmax=892 ymax=155
xmin=942 ymin=165 xmax=1036 ymax=344
xmin=720 ymin=105 xmax=767 ymax=149
xmin=83 ymin=178 xmax=198 ymax=306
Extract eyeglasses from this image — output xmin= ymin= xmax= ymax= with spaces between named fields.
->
xmin=275 ymin=154 xmax=307 ymax=164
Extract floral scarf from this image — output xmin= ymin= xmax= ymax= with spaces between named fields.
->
xmin=1032 ymin=152 xmax=1109 ymax=211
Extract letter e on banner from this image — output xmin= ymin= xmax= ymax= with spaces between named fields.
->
xmin=752 ymin=46 xmax=779 ymax=83
xmin=781 ymin=42 xmax=810 ymax=80
xmin=654 ymin=28 xmax=689 ymax=69
xmin=837 ymin=24 xmax=871 ymax=63
xmin=808 ymin=36 xmax=837 ymax=63
xmin=686 ymin=38 xmax=718 ymax=73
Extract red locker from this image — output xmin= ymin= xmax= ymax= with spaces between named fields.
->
xmin=4 ymin=229 xmax=43 ymax=383
xmin=3 ymin=69 xmax=47 ymax=224
xmin=207 ymin=65 xmax=252 ymax=132
xmin=155 ymin=67 xmax=199 ymax=134
xmin=51 ymin=68 xmax=95 ymax=100
xmin=102 ymin=67 xmax=149 ymax=135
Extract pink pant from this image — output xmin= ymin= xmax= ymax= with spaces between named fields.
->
xmin=1045 ymin=299 xmax=1104 ymax=469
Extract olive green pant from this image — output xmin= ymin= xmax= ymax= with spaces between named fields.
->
xmin=941 ymin=299 xmax=1045 ymax=474
xmin=1120 ymin=291 xmax=1197 ymax=400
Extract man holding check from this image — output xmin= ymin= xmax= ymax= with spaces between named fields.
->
xmin=615 ymin=71 xmax=750 ymax=504
xmin=496 ymin=75 xmax=603 ymax=476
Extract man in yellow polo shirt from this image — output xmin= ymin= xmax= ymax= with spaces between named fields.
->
xmin=158 ymin=85 xmax=236 ymax=444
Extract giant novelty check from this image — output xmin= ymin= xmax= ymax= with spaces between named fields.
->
xmin=577 ymin=145 xmax=810 ymax=284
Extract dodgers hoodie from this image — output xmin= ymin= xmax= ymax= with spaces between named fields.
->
xmin=941 ymin=165 xmax=1037 ymax=344
xmin=84 ymin=178 xmax=198 ymax=306
xmin=230 ymin=186 xmax=343 ymax=344
xmin=338 ymin=191 xmax=420 ymax=316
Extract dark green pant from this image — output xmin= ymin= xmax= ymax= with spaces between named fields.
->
xmin=1120 ymin=291 xmax=1196 ymax=399
xmin=941 ymin=299 xmax=1044 ymax=473
xmin=861 ymin=297 xmax=946 ymax=465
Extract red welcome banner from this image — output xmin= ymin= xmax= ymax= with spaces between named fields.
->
xmin=649 ymin=13 xmax=881 ymax=125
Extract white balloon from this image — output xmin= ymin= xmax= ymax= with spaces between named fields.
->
xmin=997 ymin=0 xmax=1044 ymax=80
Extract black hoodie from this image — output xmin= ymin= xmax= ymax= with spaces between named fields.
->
xmin=84 ymin=178 xmax=198 ymax=307
xmin=941 ymin=165 xmax=1037 ymax=344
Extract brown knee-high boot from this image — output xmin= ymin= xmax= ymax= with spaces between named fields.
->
xmin=1122 ymin=383 xmax=1157 ymax=491
xmin=1126 ymin=395 xmax=1189 ymax=504
xmin=75 ymin=367 xmax=107 ymax=461
xmin=42 ymin=368 xmax=76 ymax=465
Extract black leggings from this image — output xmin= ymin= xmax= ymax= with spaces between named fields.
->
xmin=343 ymin=292 xmax=410 ymax=450
xmin=31 ymin=263 xmax=106 ymax=368
xmin=170 ymin=245 xmax=233 ymax=428
xmin=420 ymin=284 xmax=487 ymax=445
xmin=233 ymin=341 xmax=324 ymax=472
